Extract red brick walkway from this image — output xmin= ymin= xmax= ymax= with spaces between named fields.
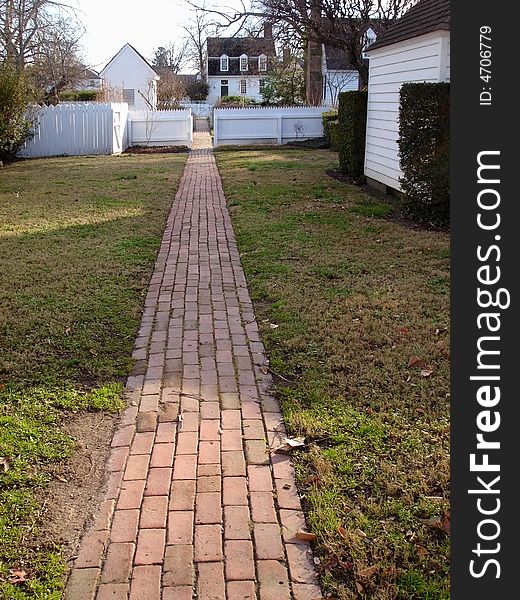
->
xmin=66 ymin=123 xmax=321 ymax=600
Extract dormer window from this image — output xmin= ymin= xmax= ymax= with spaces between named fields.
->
xmin=220 ymin=54 xmax=229 ymax=72
xmin=240 ymin=54 xmax=248 ymax=72
xmin=258 ymin=54 xmax=268 ymax=72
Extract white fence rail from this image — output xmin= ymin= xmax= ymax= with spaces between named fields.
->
xmin=213 ymin=106 xmax=329 ymax=147
xmin=128 ymin=109 xmax=193 ymax=147
xmin=21 ymin=103 xmax=129 ymax=158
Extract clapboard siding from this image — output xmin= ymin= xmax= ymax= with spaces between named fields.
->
xmin=364 ymin=31 xmax=450 ymax=191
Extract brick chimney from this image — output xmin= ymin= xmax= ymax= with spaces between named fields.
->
xmin=264 ymin=22 xmax=273 ymax=38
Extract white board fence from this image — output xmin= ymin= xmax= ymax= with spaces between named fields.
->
xmin=128 ymin=109 xmax=193 ymax=147
xmin=213 ymin=106 xmax=329 ymax=147
xmin=19 ymin=104 xmax=193 ymax=158
xmin=21 ymin=103 xmax=129 ymax=158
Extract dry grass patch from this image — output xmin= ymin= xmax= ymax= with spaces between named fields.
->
xmin=217 ymin=149 xmax=450 ymax=599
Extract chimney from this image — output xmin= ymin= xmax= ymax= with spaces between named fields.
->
xmin=264 ymin=22 xmax=273 ymax=39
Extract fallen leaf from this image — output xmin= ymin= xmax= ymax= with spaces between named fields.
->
xmin=421 ymin=516 xmax=441 ymax=527
xmin=399 ymin=326 xmax=409 ymax=334
xmin=357 ymin=565 xmax=378 ymax=579
xmin=421 ymin=368 xmax=433 ymax=377
xmin=269 ymin=323 xmax=279 ymax=329
xmin=337 ymin=526 xmax=347 ymax=539
xmin=415 ymin=544 xmax=429 ymax=558
xmin=408 ymin=355 xmax=426 ymax=368
xmin=415 ymin=408 xmax=426 ymax=415
xmin=295 ymin=530 xmax=317 ymax=542
xmin=0 ymin=457 xmax=9 ymax=473
xmin=273 ymin=437 xmax=306 ymax=454
xmin=8 ymin=570 xmax=27 ymax=584
xmin=438 ymin=515 xmax=451 ymax=535
xmin=355 ymin=582 xmax=365 ymax=593
xmin=304 ymin=474 xmax=321 ymax=486
xmin=260 ymin=366 xmax=269 ymax=375
xmin=54 ymin=474 xmax=68 ymax=483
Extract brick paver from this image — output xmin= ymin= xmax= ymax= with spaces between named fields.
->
xmin=66 ymin=120 xmax=320 ymax=599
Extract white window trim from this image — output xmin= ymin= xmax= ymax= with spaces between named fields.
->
xmin=259 ymin=54 xmax=268 ymax=72
xmin=240 ymin=79 xmax=247 ymax=94
xmin=240 ymin=54 xmax=248 ymax=72
xmin=220 ymin=54 xmax=229 ymax=72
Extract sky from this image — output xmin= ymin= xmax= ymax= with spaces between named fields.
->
xmin=73 ymin=0 xmax=240 ymax=72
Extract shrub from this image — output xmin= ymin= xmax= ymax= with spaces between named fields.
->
xmin=185 ymin=80 xmax=209 ymax=101
xmin=329 ymin=121 xmax=341 ymax=152
xmin=216 ymin=95 xmax=259 ymax=107
xmin=337 ymin=90 xmax=368 ymax=180
xmin=59 ymin=90 xmax=98 ymax=102
xmin=322 ymin=110 xmax=338 ymax=147
xmin=0 ymin=63 xmax=34 ymax=162
xmin=398 ymin=82 xmax=450 ymax=226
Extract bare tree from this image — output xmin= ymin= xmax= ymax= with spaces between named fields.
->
xmin=324 ymin=69 xmax=358 ymax=106
xmin=186 ymin=0 xmax=417 ymax=98
xmin=29 ymin=15 xmax=84 ymax=102
xmin=182 ymin=5 xmax=217 ymax=77
xmin=0 ymin=0 xmax=77 ymax=67
xmin=152 ymin=42 xmax=188 ymax=72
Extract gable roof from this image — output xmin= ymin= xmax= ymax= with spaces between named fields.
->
xmin=207 ymin=37 xmax=276 ymax=58
xmin=100 ymin=43 xmax=159 ymax=78
xmin=83 ymin=68 xmax=101 ymax=80
xmin=368 ymin=0 xmax=450 ymax=51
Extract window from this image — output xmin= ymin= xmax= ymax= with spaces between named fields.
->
xmin=220 ymin=54 xmax=229 ymax=71
xmin=259 ymin=54 xmax=268 ymax=72
xmin=123 ymin=88 xmax=135 ymax=105
xmin=240 ymin=54 xmax=248 ymax=71
xmin=240 ymin=79 xmax=247 ymax=94
xmin=259 ymin=78 xmax=267 ymax=94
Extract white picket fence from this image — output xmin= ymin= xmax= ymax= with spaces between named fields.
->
xmin=128 ymin=109 xmax=193 ymax=147
xmin=21 ymin=103 xmax=130 ymax=158
xmin=19 ymin=103 xmax=193 ymax=158
xmin=213 ymin=106 xmax=329 ymax=147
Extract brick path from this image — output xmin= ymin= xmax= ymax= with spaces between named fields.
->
xmin=66 ymin=121 xmax=321 ymax=600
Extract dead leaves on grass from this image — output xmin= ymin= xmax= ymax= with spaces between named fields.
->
xmin=408 ymin=355 xmax=434 ymax=378
xmin=0 ymin=456 xmax=10 ymax=473
xmin=421 ymin=514 xmax=451 ymax=535
xmin=8 ymin=569 xmax=27 ymax=584
xmin=273 ymin=436 xmax=306 ymax=454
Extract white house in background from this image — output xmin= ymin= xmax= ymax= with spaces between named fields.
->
xmin=321 ymin=28 xmax=377 ymax=106
xmin=364 ymin=0 xmax=450 ymax=192
xmin=206 ymin=25 xmax=277 ymax=105
xmin=74 ymin=68 xmax=103 ymax=93
xmin=100 ymin=44 xmax=159 ymax=110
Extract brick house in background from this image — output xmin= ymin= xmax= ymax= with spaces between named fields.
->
xmin=206 ymin=25 xmax=277 ymax=105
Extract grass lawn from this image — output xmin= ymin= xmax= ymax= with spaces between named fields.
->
xmin=0 ymin=153 xmax=186 ymax=598
xmin=216 ymin=149 xmax=450 ymax=599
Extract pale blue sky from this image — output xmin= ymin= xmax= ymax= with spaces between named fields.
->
xmin=74 ymin=0 xmax=240 ymax=72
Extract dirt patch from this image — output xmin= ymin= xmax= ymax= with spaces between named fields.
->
xmin=124 ymin=145 xmax=189 ymax=155
xmin=36 ymin=411 xmax=118 ymax=566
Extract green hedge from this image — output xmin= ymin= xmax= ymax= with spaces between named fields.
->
xmin=322 ymin=110 xmax=338 ymax=147
xmin=337 ymin=90 xmax=368 ymax=179
xmin=398 ymin=82 xmax=450 ymax=226
xmin=59 ymin=90 xmax=98 ymax=102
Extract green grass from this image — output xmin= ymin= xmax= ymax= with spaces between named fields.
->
xmin=217 ymin=149 xmax=450 ymax=599
xmin=0 ymin=153 xmax=186 ymax=597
